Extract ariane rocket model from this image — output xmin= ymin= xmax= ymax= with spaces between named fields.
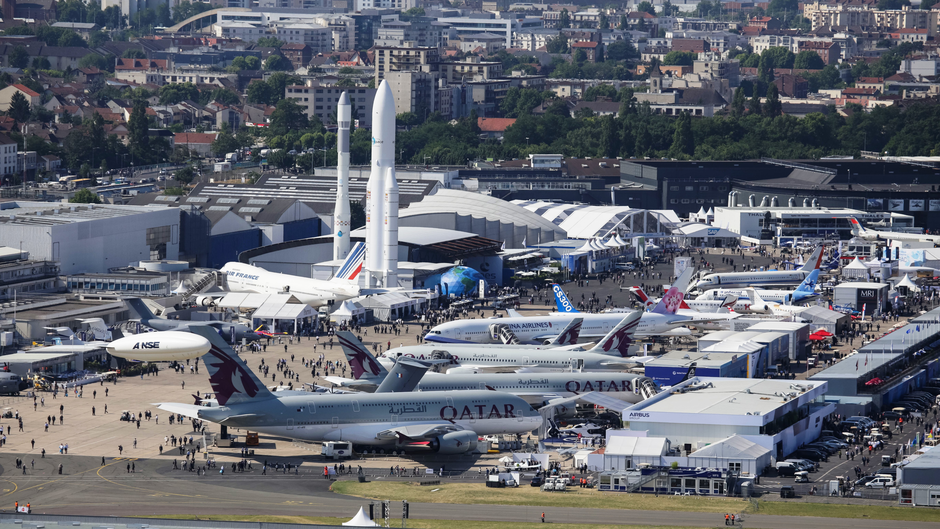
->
xmin=333 ymin=91 xmax=351 ymax=261
xmin=365 ymin=80 xmax=399 ymax=289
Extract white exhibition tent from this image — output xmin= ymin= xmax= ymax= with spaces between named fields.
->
xmin=343 ymin=506 xmax=379 ymax=527
xmin=686 ymin=435 xmax=772 ymax=476
xmin=330 ymin=300 xmax=366 ymax=324
xmin=896 ymin=274 xmax=921 ymax=293
xmin=603 ymin=435 xmax=668 ymax=471
xmin=842 ymin=257 xmax=871 ymax=279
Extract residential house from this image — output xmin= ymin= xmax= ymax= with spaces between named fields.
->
xmin=774 ymin=73 xmax=809 ymax=98
xmin=281 ymin=43 xmax=312 ymax=70
xmin=174 ymin=132 xmax=219 ymax=157
xmin=671 ymin=38 xmax=710 ymax=54
xmin=0 ymin=83 xmax=41 ymax=112
xmin=0 ymin=133 xmax=16 ymax=178
xmin=855 ymin=77 xmax=884 ymax=91
xmin=748 ymin=16 xmax=781 ymax=30
xmin=798 ymin=40 xmax=841 ymax=66
xmin=571 ymin=41 xmax=602 ymax=62
xmin=477 ymin=117 xmax=516 ymax=140
xmin=40 ymin=154 xmax=60 ymax=173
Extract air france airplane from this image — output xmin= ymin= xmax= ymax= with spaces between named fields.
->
xmin=220 ymin=242 xmax=365 ymax=308
xmin=157 ymin=326 xmax=542 ymax=454
xmin=693 ymin=246 xmax=823 ymax=290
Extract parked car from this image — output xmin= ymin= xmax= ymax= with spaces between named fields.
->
xmin=780 ymin=486 xmax=796 ymax=498
xmin=530 ymin=476 xmax=544 ymax=487
xmin=865 ymin=476 xmax=895 ymax=488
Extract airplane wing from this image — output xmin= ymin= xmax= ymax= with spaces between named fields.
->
xmin=154 ymin=402 xmax=209 ymax=419
xmin=374 ymin=422 xmax=465 ymax=441
xmin=446 ymin=364 xmax=540 ymax=374
xmin=505 ymin=309 xmax=522 ymax=318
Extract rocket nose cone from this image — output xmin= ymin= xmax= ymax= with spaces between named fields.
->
xmin=374 ymin=80 xmax=395 ymax=118
xmin=338 ymin=91 xmax=350 ymax=106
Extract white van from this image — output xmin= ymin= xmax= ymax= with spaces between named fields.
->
xmin=865 ymin=476 xmax=895 ymax=488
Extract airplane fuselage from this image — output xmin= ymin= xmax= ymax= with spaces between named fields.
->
xmin=221 ymin=263 xmax=360 ymax=308
xmin=412 ymin=372 xmax=655 ymax=405
xmin=425 ymin=313 xmax=688 ymax=344
xmin=695 ymin=288 xmax=817 ymax=304
xmin=694 ymin=270 xmax=813 ymax=290
xmin=379 ymin=345 xmax=639 ymax=372
xmin=195 ymin=390 xmax=541 ymax=445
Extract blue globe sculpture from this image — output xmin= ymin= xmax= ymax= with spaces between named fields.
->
xmin=438 ymin=266 xmax=484 ymax=296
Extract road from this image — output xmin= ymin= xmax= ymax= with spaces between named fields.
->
xmin=1 ymin=455 xmax=936 ymax=528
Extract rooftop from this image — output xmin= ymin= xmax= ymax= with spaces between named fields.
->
xmin=0 ymin=202 xmax=174 ymax=227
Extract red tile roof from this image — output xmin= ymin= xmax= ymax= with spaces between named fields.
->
xmin=12 ymin=84 xmax=40 ymax=97
xmin=477 ymin=117 xmax=516 ymax=132
xmin=175 ymin=132 xmax=218 ymax=144
xmin=571 ymin=41 xmax=599 ymax=48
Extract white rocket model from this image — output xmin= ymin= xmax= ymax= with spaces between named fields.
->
xmin=333 ymin=91 xmax=352 ymax=261
xmin=365 ymin=81 xmax=398 ymax=288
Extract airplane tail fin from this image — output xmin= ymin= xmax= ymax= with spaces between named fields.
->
xmin=336 ymin=331 xmax=389 ymax=380
xmin=849 ymin=217 xmax=866 ymax=237
xmin=650 ymin=267 xmax=692 ymax=315
xmin=628 ymin=286 xmax=656 ymax=309
xmin=332 ymin=242 xmax=366 ymax=283
xmin=374 ymin=359 xmax=428 ymax=393
xmin=125 ymin=298 xmax=158 ymax=321
xmin=796 ymin=269 xmax=820 ymax=292
xmin=719 ymin=294 xmax=738 ymax=312
xmin=589 ymin=311 xmax=642 ymax=357
xmin=678 ymin=362 xmax=697 ymax=383
xmin=78 ymin=318 xmax=111 ymax=340
xmin=801 ymin=246 xmax=824 ymax=271
xmin=188 ymin=326 xmax=273 ymax=406
xmin=547 ymin=317 xmax=583 ymax=346
xmin=551 ymin=283 xmax=579 ymax=313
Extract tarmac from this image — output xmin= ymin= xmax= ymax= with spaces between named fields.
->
xmin=0 ymin=246 xmax=935 ymax=526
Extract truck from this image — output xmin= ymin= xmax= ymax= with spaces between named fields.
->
xmin=214 ymin=162 xmax=232 ymax=173
xmin=321 ymin=441 xmax=353 ymax=459
xmin=225 ymin=152 xmax=239 ymax=163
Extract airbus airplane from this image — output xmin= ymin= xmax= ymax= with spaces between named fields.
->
xmin=693 ymin=246 xmax=823 ymax=290
xmin=425 ymin=271 xmax=700 ymax=344
xmin=220 ymin=242 xmax=365 ymax=308
xmin=331 ymin=331 xmax=661 ymax=406
xmin=742 ymin=288 xmax=809 ymax=317
xmin=126 ymin=299 xmax=261 ymax=343
xmin=157 ymin=327 xmax=542 ymax=454
xmin=395 ymin=312 xmax=647 ymax=374
xmin=849 ymin=217 xmax=940 ymax=245
xmin=567 ymin=285 xmax=740 ymax=327
xmin=692 ymin=269 xmax=821 ymax=306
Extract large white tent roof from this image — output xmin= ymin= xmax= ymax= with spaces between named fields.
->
xmin=511 ymin=201 xmax=679 ymax=239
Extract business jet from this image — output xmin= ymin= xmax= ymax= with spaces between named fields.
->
xmin=849 ymin=217 xmax=940 ymax=245
xmin=693 ymin=269 xmax=821 ymax=306
xmin=157 ymin=327 xmax=542 ymax=454
xmin=743 ymin=288 xmax=810 ymax=317
xmin=601 ymin=286 xmax=740 ymax=327
xmin=126 ymin=299 xmax=261 ymax=343
xmin=693 ymin=246 xmax=823 ymax=290
xmin=220 ymin=242 xmax=365 ymax=308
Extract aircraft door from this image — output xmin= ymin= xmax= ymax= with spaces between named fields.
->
xmin=522 ymin=356 xmax=529 ymax=366
xmin=287 ymin=419 xmax=294 ymax=430
xmin=308 ymin=402 xmax=316 ymax=414
xmin=352 ymin=400 xmax=360 ymax=412
xmin=391 ymin=415 xmax=399 ymax=426
xmin=446 ymin=396 xmax=454 ymax=409
xmin=331 ymin=417 xmax=339 ymax=429
xmin=479 ymin=382 xmax=486 ymax=390
xmin=571 ymin=359 xmax=584 ymax=371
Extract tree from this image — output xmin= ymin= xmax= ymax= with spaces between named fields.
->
xmin=246 ymin=80 xmax=274 ymax=105
xmin=127 ymin=98 xmax=150 ymax=157
xmin=79 ymin=54 xmax=110 ymax=70
xmin=229 ymin=55 xmax=261 ymax=71
xmin=159 ymin=82 xmax=199 ymax=104
xmin=212 ymin=130 xmax=239 ymax=156
xmin=264 ymin=54 xmax=290 ymax=71
xmin=367 ymin=78 xmax=376 ymax=89
xmin=877 ymin=0 xmax=910 ymax=8
xmin=8 ymin=91 xmax=30 ymax=123
xmin=173 ymin=0 xmax=212 ymax=23
xmin=598 ymin=12 xmax=609 ymax=29
xmin=748 ymin=90 xmax=762 ymax=115
xmin=70 ymin=188 xmax=102 ymax=204
xmin=546 ymin=33 xmax=569 ymax=54
xmin=174 ymin=166 xmax=195 ymax=185
xmin=606 ymin=40 xmax=636 ymax=61
xmin=660 ymin=0 xmax=680 ymax=16
xmin=255 ymin=37 xmax=285 ymax=48
xmin=634 ymin=124 xmax=652 ymax=157
xmin=269 ymin=98 xmax=308 ymax=136
xmin=764 ymin=83 xmax=782 ymax=117
xmin=794 ymin=50 xmax=825 ymax=70
xmin=637 ymin=1 xmax=656 ymax=15
xmin=556 ymin=8 xmax=571 ymax=29
xmin=572 ymin=49 xmax=587 ymax=63
xmin=761 ymin=46 xmax=795 ymax=70
xmin=267 ymin=149 xmax=294 ymax=169
xmin=669 ymin=111 xmax=694 ymax=158
xmin=662 ymin=51 xmax=696 ymax=66
xmin=9 ymin=46 xmax=29 ymax=69
xmin=732 ymin=86 xmax=746 ymax=116
xmin=88 ymin=30 xmax=110 ymax=48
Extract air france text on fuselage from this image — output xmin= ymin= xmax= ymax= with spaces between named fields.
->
xmin=228 ymin=271 xmax=260 ymax=281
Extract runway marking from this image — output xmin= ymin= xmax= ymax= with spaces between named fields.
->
xmin=1 ymin=463 xmax=111 ymax=497
xmin=95 ymin=462 xmax=204 ymax=499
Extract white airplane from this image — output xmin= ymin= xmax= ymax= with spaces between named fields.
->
xmin=220 ymin=242 xmax=365 ymax=308
xmin=693 ymin=246 xmax=823 ymax=290
xmin=400 ymin=312 xmax=649 ymax=374
xmin=331 ymin=333 xmax=661 ymax=406
xmin=157 ymin=326 xmax=542 ymax=454
xmin=624 ymin=286 xmax=742 ymax=323
xmin=850 ymin=217 xmax=940 ymax=245
xmin=693 ymin=269 xmax=821 ymax=306
xmin=106 ymin=331 xmax=211 ymax=361
xmin=743 ymin=288 xmax=809 ymax=317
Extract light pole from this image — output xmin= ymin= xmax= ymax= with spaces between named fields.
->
xmin=526 ymin=136 xmax=530 ymax=147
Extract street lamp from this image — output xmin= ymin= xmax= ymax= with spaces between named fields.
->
xmin=526 ymin=136 xmax=530 ymax=147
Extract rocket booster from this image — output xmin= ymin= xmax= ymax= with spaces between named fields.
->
xmin=333 ymin=91 xmax=351 ymax=261
xmin=383 ymin=165 xmax=398 ymax=288
xmin=366 ymin=81 xmax=395 ymax=288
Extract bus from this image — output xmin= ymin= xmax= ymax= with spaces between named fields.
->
xmin=69 ymin=178 xmax=93 ymax=189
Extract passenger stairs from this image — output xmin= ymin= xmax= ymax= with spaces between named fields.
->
xmin=180 ymin=271 xmax=221 ymax=301
xmin=638 ymin=378 xmax=659 ymax=400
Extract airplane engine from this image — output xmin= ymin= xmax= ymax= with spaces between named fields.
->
xmin=194 ymin=296 xmax=216 ymax=307
xmin=750 ymin=303 xmax=770 ymax=313
xmin=431 ymin=431 xmax=479 ymax=454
